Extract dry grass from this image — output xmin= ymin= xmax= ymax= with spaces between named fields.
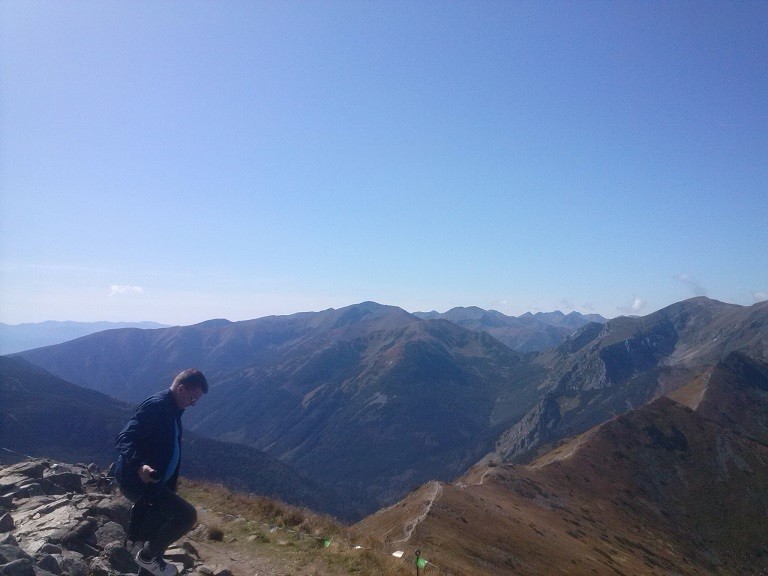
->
xmin=178 ymin=478 xmax=412 ymax=576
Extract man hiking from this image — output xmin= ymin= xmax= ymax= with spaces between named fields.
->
xmin=115 ymin=369 xmax=208 ymax=576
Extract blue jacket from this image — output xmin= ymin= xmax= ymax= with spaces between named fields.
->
xmin=115 ymin=389 xmax=184 ymax=498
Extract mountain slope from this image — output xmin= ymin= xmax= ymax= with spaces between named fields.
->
xmin=670 ymin=350 xmax=768 ymax=445
xmin=0 ymin=355 xmax=135 ymax=465
xmin=356 ymin=354 xmax=768 ymax=575
xmin=0 ymin=320 xmax=169 ymax=354
xmin=198 ymin=317 xmax=543 ymax=516
xmin=16 ymin=302 xmax=420 ymax=403
xmin=0 ymin=355 xmax=342 ymax=516
xmin=483 ymin=297 xmax=768 ymax=464
xmin=15 ymin=302 xmax=545 ymax=517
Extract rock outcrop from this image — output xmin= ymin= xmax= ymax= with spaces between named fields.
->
xmin=0 ymin=459 xmax=225 ymax=576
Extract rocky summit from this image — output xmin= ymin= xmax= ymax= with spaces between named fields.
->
xmin=0 ymin=459 xmax=230 ymax=576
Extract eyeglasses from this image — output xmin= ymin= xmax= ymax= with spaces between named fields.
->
xmin=184 ymin=384 xmax=201 ymax=403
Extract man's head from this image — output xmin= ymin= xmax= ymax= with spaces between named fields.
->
xmin=170 ymin=368 xmax=208 ymax=409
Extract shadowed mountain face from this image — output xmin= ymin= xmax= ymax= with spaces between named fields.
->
xmin=356 ymin=353 xmax=768 ymax=575
xmin=670 ymin=350 xmax=768 ymax=446
xmin=413 ymin=306 xmax=607 ymax=353
xmin=0 ymin=356 xmax=343 ymax=517
xmin=0 ymin=356 xmax=134 ymax=466
xmin=484 ymin=297 xmax=768 ymax=464
xmin=15 ymin=302 xmax=545 ymax=516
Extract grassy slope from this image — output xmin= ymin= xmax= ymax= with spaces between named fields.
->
xmin=178 ymin=478 xmax=413 ymax=576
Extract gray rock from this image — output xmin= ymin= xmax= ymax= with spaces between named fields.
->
xmin=0 ymin=545 xmax=31 ymax=564
xmin=91 ymin=523 xmax=125 ymax=549
xmin=0 ymin=558 xmax=36 ymax=576
xmin=196 ymin=565 xmax=232 ymax=576
xmin=0 ymin=462 xmax=49 ymax=490
xmin=11 ymin=498 xmax=87 ymax=555
xmin=164 ymin=547 xmax=195 ymax=570
xmin=41 ymin=476 xmax=82 ymax=496
xmin=28 ymin=483 xmax=64 ymax=499
xmin=86 ymin=556 xmax=111 ymax=576
xmin=55 ymin=552 xmax=87 ymax=576
xmin=179 ymin=542 xmax=199 ymax=559
xmin=56 ymin=520 xmax=99 ymax=558
xmin=87 ymin=499 xmax=130 ymax=526
xmin=101 ymin=541 xmax=137 ymax=573
xmin=33 ymin=555 xmax=60 ymax=575
xmin=0 ymin=459 xmax=206 ymax=576
xmin=41 ymin=466 xmax=78 ymax=478
xmin=18 ymin=485 xmax=44 ymax=499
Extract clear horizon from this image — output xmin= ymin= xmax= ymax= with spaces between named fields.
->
xmin=2 ymin=2 xmax=766 ymax=325
xmin=1 ymin=295 xmax=763 ymax=328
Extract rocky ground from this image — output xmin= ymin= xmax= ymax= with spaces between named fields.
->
xmin=0 ymin=459 xmax=413 ymax=576
xmin=0 ymin=459 xmax=233 ymax=576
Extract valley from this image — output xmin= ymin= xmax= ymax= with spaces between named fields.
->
xmin=3 ymin=296 xmax=768 ymax=573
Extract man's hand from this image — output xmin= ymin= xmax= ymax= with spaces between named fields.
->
xmin=139 ymin=464 xmax=160 ymax=484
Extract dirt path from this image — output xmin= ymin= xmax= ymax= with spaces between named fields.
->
xmin=393 ymin=481 xmax=443 ymax=545
xmin=191 ymin=538 xmax=279 ymax=576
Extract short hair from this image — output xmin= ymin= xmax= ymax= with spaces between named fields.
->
xmin=173 ymin=369 xmax=209 ymax=394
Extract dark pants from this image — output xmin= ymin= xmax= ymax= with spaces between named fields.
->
xmin=122 ymin=482 xmax=197 ymax=559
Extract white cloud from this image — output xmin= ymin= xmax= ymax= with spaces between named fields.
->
xmin=618 ymin=296 xmax=646 ymax=315
xmin=754 ymin=291 xmax=768 ymax=302
xmin=109 ymin=285 xmax=144 ymax=296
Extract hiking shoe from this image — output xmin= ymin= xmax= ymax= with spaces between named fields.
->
xmin=135 ymin=551 xmax=177 ymax=576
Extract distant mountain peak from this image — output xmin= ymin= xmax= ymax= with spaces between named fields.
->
xmin=413 ymin=306 xmax=607 ymax=353
xmin=193 ymin=318 xmax=233 ymax=328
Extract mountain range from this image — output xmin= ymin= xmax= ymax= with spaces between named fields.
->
xmin=414 ymin=306 xmax=607 ymax=352
xmin=0 ymin=307 xmax=604 ymax=358
xmin=15 ymin=302 xmax=543 ymax=517
xmin=12 ymin=297 xmax=768 ymax=522
xmin=5 ymin=296 xmax=768 ymax=572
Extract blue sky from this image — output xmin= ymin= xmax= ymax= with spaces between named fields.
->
xmin=1 ymin=1 xmax=766 ymax=325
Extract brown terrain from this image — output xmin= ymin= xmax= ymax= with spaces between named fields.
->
xmin=355 ymin=352 xmax=768 ymax=575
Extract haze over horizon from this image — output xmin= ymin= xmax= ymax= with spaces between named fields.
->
xmin=1 ymin=2 xmax=766 ymax=326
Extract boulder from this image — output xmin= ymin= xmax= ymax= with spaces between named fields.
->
xmin=32 ymin=555 xmax=60 ymax=575
xmin=100 ymin=541 xmax=137 ymax=573
xmin=0 ymin=544 xmax=31 ymax=564
xmin=91 ymin=522 xmax=125 ymax=550
xmin=0 ymin=462 xmax=49 ymax=492
xmin=41 ymin=475 xmax=82 ymax=495
xmin=0 ymin=558 xmax=36 ymax=576
xmin=0 ymin=459 xmax=226 ymax=576
xmin=54 ymin=551 xmax=87 ymax=576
